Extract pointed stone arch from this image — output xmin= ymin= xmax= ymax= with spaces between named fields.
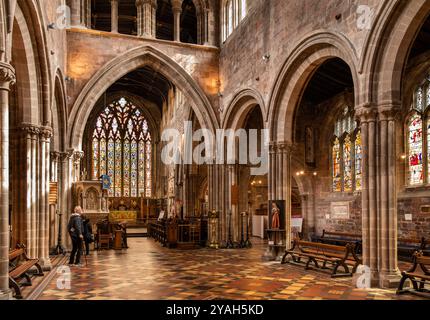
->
xmin=68 ymin=45 xmax=219 ymax=151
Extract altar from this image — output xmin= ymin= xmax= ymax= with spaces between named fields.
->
xmin=109 ymin=211 xmax=138 ymax=223
xmin=74 ymin=181 xmax=109 ymax=223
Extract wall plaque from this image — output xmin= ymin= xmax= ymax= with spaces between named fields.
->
xmin=330 ymin=201 xmax=351 ymax=219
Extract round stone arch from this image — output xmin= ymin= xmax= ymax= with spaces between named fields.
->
xmin=359 ymin=0 xmax=430 ymax=105
xmin=267 ymin=30 xmax=360 ymax=144
xmin=68 ymin=45 xmax=219 ymax=151
xmin=222 ymin=88 xmax=267 ymax=131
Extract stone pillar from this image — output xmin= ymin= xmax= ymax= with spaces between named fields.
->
xmin=357 ymin=104 xmax=400 ymax=288
xmin=357 ymin=106 xmax=378 ymax=285
xmin=0 ymin=62 xmax=15 ymax=300
xmin=70 ymin=0 xmax=91 ymax=28
xmin=19 ymin=124 xmax=40 ymax=258
xmin=61 ymin=151 xmax=74 ymax=250
xmin=207 ymin=162 xmax=223 ymax=245
xmin=265 ymin=141 xmax=292 ymax=259
xmin=229 ymin=164 xmax=239 ymax=242
xmin=378 ymin=104 xmax=400 ymax=287
xmin=136 ymin=0 xmax=157 ymax=38
xmin=279 ymin=142 xmax=292 ymax=248
xmin=111 ymin=0 xmax=119 ymax=33
xmin=73 ymin=151 xmax=84 ymax=183
xmin=49 ymin=152 xmax=61 ymax=250
xmin=171 ymin=0 xmax=182 ymax=42
xmin=38 ymin=127 xmax=52 ymax=270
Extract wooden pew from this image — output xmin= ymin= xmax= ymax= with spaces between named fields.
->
xmin=313 ymin=230 xmax=362 ymax=254
xmin=9 ymin=245 xmax=44 ymax=299
xmin=281 ymin=239 xmax=362 ymax=278
xmin=397 ymin=251 xmax=430 ymax=297
xmin=398 ymin=238 xmax=427 ymax=262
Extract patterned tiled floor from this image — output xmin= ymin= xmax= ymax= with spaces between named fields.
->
xmin=32 ymin=238 xmax=427 ymax=300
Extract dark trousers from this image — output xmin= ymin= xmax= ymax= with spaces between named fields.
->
xmin=69 ymin=237 xmax=82 ymax=265
xmin=84 ymin=240 xmax=90 ymax=255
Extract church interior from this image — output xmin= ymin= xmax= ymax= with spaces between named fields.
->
xmin=0 ymin=0 xmax=430 ymax=301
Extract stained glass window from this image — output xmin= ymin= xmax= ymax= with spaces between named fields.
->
xmin=332 ymin=107 xmax=361 ymax=192
xmin=333 ymin=138 xmax=342 ymax=192
xmin=426 ymin=84 xmax=430 ymax=108
xmin=355 ymin=132 xmax=362 ymax=191
xmin=408 ymin=113 xmax=423 ymax=185
xmin=343 ymin=136 xmax=353 ymax=192
xmin=92 ymin=98 xmax=152 ymax=198
xmin=417 ymin=88 xmax=424 ymax=112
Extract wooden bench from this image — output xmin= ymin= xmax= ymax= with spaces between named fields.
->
xmin=281 ymin=239 xmax=362 ymax=278
xmin=313 ymin=230 xmax=362 ymax=254
xmin=398 ymin=238 xmax=427 ymax=262
xmin=397 ymin=251 xmax=430 ymax=297
xmin=9 ymin=245 xmax=44 ymax=299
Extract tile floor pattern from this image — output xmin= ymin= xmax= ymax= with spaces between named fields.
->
xmin=33 ymin=238 xmax=427 ymax=300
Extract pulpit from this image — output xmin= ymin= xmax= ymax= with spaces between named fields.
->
xmin=74 ymin=181 xmax=109 ymax=223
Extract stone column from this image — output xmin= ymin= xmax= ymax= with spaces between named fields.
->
xmin=111 ymin=0 xmax=119 ymax=33
xmin=73 ymin=151 xmax=84 ymax=183
xmin=70 ymin=0 xmax=91 ymax=28
xmin=0 ymin=62 xmax=15 ymax=300
xmin=61 ymin=151 xmax=74 ymax=250
xmin=38 ymin=127 xmax=52 ymax=270
xmin=378 ymin=104 xmax=401 ymax=287
xmin=136 ymin=0 xmax=157 ymax=38
xmin=357 ymin=106 xmax=378 ymax=285
xmin=49 ymin=152 xmax=61 ymax=250
xmin=279 ymin=142 xmax=292 ymax=248
xmin=171 ymin=0 xmax=183 ymax=42
xmin=19 ymin=123 xmax=40 ymax=258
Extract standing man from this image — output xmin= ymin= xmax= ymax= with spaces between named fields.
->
xmin=68 ymin=206 xmax=84 ymax=266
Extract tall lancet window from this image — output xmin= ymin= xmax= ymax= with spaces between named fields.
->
xmin=331 ymin=107 xmax=361 ymax=192
xmin=92 ymin=97 xmax=152 ymax=197
xmin=406 ymin=74 xmax=430 ymax=186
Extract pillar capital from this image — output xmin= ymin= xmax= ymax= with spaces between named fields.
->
xmin=50 ymin=151 xmax=62 ymax=162
xmin=0 ymin=62 xmax=16 ymax=90
xmin=136 ymin=0 xmax=157 ymax=8
xmin=40 ymin=126 xmax=53 ymax=140
xmin=171 ymin=0 xmax=183 ymax=12
xmin=20 ymin=123 xmax=41 ymax=136
xmin=377 ymin=100 xmax=402 ymax=122
xmin=355 ymin=103 xmax=378 ymax=123
xmin=72 ymin=151 xmax=85 ymax=163
xmin=276 ymin=141 xmax=293 ymax=154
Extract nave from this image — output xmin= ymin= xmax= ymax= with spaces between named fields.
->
xmin=19 ymin=238 xmax=425 ymax=301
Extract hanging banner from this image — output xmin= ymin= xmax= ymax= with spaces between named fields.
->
xmin=101 ymin=174 xmax=112 ymax=190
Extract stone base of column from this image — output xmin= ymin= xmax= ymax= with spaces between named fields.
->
xmin=379 ymin=269 xmax=402 ymax=289
xmin=39 ymin=258 xmax=53 ymax=271
xmin=262 ymin=246 xmax=283 ymax=262
xmin=0 ymin=289 xmax=12 ymax=300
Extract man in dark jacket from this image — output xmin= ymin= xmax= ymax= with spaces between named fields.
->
xmin=68 ymin=206 xmax=84 ymax=266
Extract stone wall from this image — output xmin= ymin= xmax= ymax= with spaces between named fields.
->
xmin=398 ymin=192 xmax=430 ymax=239
xmin=219 ymin=0 xmax=382 ymax=113
xmin=66 ymin=29 xmax=220 ymax=114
